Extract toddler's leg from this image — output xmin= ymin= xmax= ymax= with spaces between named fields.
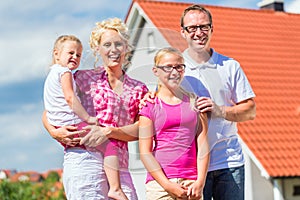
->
xmin=104 ymin=155 xmax=129 ymax=200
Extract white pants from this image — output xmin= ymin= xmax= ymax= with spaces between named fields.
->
xmin=63 ymin=148 xmax=138 ymax=200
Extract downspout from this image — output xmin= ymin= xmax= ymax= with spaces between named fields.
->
xmin=273 ymin=178 xmax=285 ymax=200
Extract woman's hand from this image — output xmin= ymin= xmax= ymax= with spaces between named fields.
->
xmin=51 ymin=125 xmax=84 ymax=146
xmin=138 ymin=91 xmax=156 ymax=110
xmin=42 ymin=110 xmax=84 ymax=146
xmin=79 ymin=125 xmax=112 ymax=147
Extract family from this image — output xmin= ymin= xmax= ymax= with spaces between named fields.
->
xmin=42 ymin=4 xmax=256 ymax=200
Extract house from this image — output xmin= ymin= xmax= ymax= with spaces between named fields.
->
xmin=124 ymin=0 xmax=300 ymax=199
xmin=0 ymin=169 xmax=17 ymax=180
xmin=9 ymin=171 xmax=44 ymax=182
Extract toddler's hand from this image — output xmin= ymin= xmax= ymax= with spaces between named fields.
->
xmin=86 ymin=116 xmax=99 ymax=125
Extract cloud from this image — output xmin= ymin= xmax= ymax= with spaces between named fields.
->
xmin=0 ymin=102 xmax=44 ymax=142
xmin=0 ymin=100 xmax=64 ymax=172
xmin=286 ymin=0 xmax=300 ymax=13
xmin=0 ymin=0 xmax=131 ymax=85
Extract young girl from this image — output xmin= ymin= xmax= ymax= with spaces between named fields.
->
xmin=139 ymin=47 xmax=210 ymax=200
xmin=43 ymin=34 xmax=130 ymax=200
xmin=43 ymin=35 xmax=98 ymax=147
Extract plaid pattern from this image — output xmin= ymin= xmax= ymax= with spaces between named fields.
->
xmin=74 ymin=67 xmax=148 ymax=167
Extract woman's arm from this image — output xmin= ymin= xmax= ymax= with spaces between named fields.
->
xmin=188 ymin=112 xmax=210 ymax=199
xmin=61 ymin=71 xmax=98 ymax=125
xmin=42 ymin=110 xmax=82 ymax=146
xmin=79 ymin=122 xmax=139 ymax=147
xmin=139 ymin=116 xmax=188 ymax=198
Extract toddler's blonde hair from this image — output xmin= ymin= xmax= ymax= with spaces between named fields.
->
xmin=52 ymin=35 xmax=82 ymax=65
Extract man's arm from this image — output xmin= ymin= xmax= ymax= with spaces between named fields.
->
xmin=196 ymin=97 xmax=256 ymax=122
xmin=223 ymin=98 xmax=256 ymax=122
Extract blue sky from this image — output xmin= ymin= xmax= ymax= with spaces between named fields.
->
xmin=0 ymin=0 xmax=299 ymax=173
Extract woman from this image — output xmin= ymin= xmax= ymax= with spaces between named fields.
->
xmin=43 ymin=18 xmax=148 ymax=200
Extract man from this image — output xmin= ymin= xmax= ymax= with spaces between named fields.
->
xmin=180 ymin=4 xmax=256 ymax=200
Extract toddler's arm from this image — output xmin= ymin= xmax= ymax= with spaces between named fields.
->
xmin=61 ymin=71 xmax=98 ymax=125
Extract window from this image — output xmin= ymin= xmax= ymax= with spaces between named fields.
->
xmin=147 ymin=32 xmax=156 ymax=53
xmin=293 ymin=185 xmax=300 ymax=196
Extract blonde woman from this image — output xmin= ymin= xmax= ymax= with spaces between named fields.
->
xmin=139 ymin=47 xmax=209 ymax=200
xmin=43 ymin=18 xmax=148 ymax=200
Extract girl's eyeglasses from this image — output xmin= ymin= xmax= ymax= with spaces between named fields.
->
xmin=156 ymin=64 xmax=186 ymax=72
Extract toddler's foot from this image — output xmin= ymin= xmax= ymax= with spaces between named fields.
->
xmin=108 ymin=188 xmax=128 ymax=200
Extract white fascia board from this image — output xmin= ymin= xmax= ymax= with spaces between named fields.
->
xmin=126 ymin=2 xmax=157 ymax=32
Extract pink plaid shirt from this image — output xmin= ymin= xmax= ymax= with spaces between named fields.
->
xmin=74 ymin=67 xmax=148 ymax=167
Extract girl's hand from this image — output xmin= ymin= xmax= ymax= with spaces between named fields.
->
xmin=165 ymin=181 xmax=188 ymax=199
xmin=187 ymin=181 xmax=204 ymax=200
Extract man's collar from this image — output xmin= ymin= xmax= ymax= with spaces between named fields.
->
xmin=183 ymin=48 xmax=217 ymax=70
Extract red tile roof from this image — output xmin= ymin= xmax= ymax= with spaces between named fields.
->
xmin=10 ymin=171 xmax=43 ymax=182
xmin=127 ymin=0 xmax=300 ymax=177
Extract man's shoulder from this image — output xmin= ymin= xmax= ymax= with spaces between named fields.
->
xmin=213 ymin=50 xmax=238 ymax=65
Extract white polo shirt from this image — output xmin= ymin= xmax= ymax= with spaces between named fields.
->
xmin=182 ymin=49 xmax=255 ymax=171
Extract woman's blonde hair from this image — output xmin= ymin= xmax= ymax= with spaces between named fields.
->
xmin=154 ymin=47 xmax=197 ymax=110
xmin=52 ymin=35 xmax=82 ymax=65
xmin=89 ymin=18 xmax=133 ymax=68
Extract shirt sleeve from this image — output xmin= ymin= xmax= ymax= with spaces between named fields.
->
xmin=232 ymin=63 xmax=256 ymax=103
xmin=139 ymin=101 xmax=153 ymax=120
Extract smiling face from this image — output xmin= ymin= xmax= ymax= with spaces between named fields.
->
xmin=153 ymin=52 xmax=185 ymax=91
xmin=54 ymin=40 xmax=82 ymax=70
xmin=181 ymin=10 xmax=213 ymax=53
xmin=98 ymin=29 xmax=127 ymax=69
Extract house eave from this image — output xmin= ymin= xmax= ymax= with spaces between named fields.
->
xmin=239 ymin=136 xmax=271 ymax=180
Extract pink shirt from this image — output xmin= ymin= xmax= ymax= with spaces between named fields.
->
xmin=139 ymin=96 xmax=198 ymax=182
xmin=74 ymin=67 xmax=148 ymax=168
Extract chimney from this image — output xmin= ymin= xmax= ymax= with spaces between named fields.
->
xmin=257 ymin=0 xmax=284 ymax=11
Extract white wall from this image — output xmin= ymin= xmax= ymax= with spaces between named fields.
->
xmin=127 ymin=22 xmax=171 ymax=199
xmin=244 ymin=152 xmax=274 ymax=200
xmin=126 ymin=24 xmax=171 ymax=91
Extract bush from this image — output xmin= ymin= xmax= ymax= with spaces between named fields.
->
xmin=0 ymin=179 xmax=66 ymax=200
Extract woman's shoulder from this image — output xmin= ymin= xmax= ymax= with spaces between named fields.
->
xmin=74 ymin=67 xmax=105 ymax=79
xmin=124 ymin=74 xmax=148 ymax=89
